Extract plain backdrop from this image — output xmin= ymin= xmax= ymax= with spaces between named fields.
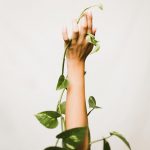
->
xmin=0 ymin=0 xmax=150 ymax=149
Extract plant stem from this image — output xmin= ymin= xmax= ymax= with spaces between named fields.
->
xmin=87 ymin=107 xmax=95 ymax=116
xmin=55 ymin=139 xmax=59 ymax=146
xmin=57 ymin=89 xmax=66 ymax=147
xmin=61 ymin=41 xmax=71 ymax=75
xmin=61 ymin=117 xmax=64 ymax=131
xmin=77 ymin=5 xmax=95 ymax=23
xmin=89 ymin=135 xmax=112 ymax=145
xmin=54 ymin=89 xmax=66 ymax=147
xmin=56 ymin=88 xmax=66 ymax=133
xmin=61 ymin=116 xmax=65 ymax=131
xmin=56 ymin=89 xmax=65 ymax=108
xmin=60 ymin=116 xmax=65 ymax=147
xmin=77 ymin=4 xmax=102 ymax=23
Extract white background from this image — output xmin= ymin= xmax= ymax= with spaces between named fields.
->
xmin=0 ymin=0 xmax=150 ymax=149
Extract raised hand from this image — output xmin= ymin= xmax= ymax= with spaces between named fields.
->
xmin=62 ymin=11 xmax=96 ymax=62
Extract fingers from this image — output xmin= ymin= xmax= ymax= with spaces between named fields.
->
xmin=62 ymin=11 xmax=96 ymax=46
xmin=62 ymin=26 xmax=69 ymax=44
xmin=77 ymin=15 xmax=88 ymax=45
xmin=71 ymin=19 xmax=79 ymax=45
xmin=86 ymin=11 xmax=93 ymax=34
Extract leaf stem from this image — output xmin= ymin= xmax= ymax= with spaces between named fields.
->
xmin=55 ymin=138 xmax=59 ymax=146
xmin=89 ymin=135 xmax=112 ymax=145
xmin=87 ymin=107 xmax=95 ymax=116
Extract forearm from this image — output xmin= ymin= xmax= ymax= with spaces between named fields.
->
xmin=65 ymin=60 xmax=89 ymax=149
xmin=62 ymin=11 xmax=95 ymax=150
xmin=66 ymin=60 xmax=87 ymax=127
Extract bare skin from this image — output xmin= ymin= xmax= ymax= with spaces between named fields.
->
xmin=62 ymin=11 xmax=96 ymax=150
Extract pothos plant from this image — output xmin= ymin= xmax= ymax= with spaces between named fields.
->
xmin=35 ymin=3 xmax=131 ymax=150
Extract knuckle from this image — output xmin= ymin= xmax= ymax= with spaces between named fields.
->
xmin=82 ymin=24 xmax=88 ymax=29
xmin=77 ymin=41 xmax=83 ymax=46
xmin=73 ymin=29 xmax=79 ymax=34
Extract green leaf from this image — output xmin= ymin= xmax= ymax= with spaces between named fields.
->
xmin=88 ymin=96 xmax=96 ymax=108
xmin=86 ymin=33 xmax=98 ymax=45
xmin=56 ymin=127 xmax=87 ymax=149
xmin=56 ymin=75 xmax=68 ymax=90
xmin=103 ymin=139 xmax=111 ymax=150
xmin=86 ymin=33 xmax=100 ymax=54
xmin=57 ymin=101 xmax=66 ymax=115
xmin=88 ymin=96 xmax=101 ymax=109
xmin=91 ymin=43 xmax=100 ymax=54
xmin=56 ymin=127 xmax=86 ymax=139
xmin=44 ymin=147 xmax=66 ymax=150
xmin=110 ymin=131 xmax=131 ymax=150
xmin=35 ymin=111 xmax=61 ymax=129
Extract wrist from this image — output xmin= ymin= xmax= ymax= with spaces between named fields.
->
xmin=67 ymin=59 xmax=85 ymax=69
xmin=67 ymin=60 xmax=85 ymax=75
xmin=67 ymin=60 xmax=85 ymax=88
xmin=67 ymin=59 xmax=85 ymax=82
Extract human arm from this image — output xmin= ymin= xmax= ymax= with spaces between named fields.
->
xmin=62 ymin=11 xmax=96 ymax=150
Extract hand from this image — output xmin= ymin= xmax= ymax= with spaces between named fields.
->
xmin=62 ymin=11 xmax=96 ymax=63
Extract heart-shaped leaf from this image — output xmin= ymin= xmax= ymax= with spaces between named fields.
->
xmin=88 ymin=96 xmax=101 ymax=109
xmin=103 ymin=139 xmax=111 ymax=150
xmin=56 ymin=127 xmax=87 ymax=149
xmin=110 ymin=131 xmax=131 ymax=150
xmin=56 ymin=127 xmax=86 ymax=139
xmin=56 ymin=75 xmax=68 ymax=90
xmin=57 ymin=101 xmax=66 ymax=115
xmin=88 ymin=96 xmax=96 ymax=108
xmin=44 ymin=147 xmax=66 ymax=150
xmin=35 ymin=111 xmax=61 ymax=129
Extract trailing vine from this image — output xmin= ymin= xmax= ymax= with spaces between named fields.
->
xmin=35 ymin=3 xmax=131 ymax=150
